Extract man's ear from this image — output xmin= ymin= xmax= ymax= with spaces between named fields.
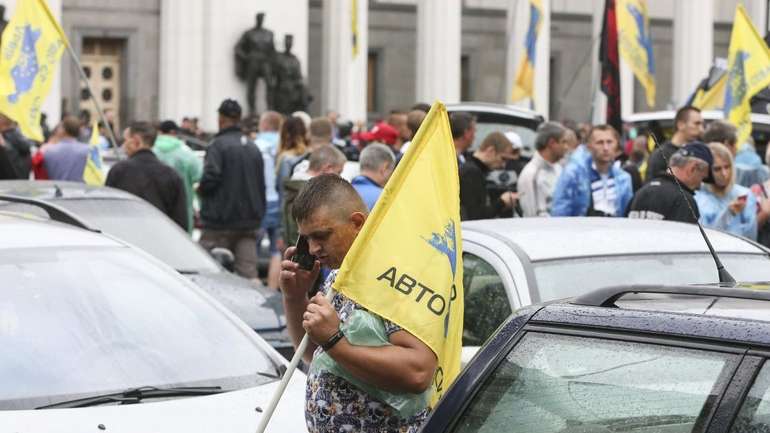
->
xmin=350 ymin=211 xmax=367 ymax=231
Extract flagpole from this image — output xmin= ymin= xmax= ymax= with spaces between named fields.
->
xmin=254 ymin=288 xmax=335 ymax=433
xmin=63 ymin=42 xmax=120 ymax=153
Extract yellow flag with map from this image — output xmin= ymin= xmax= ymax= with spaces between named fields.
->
xmin=724 ymin=4 xmax=770 ymax=147
xmin=617 ymin=0 xmax=656 ymax=107
xmin=333 ymin=102 xmax=464 ymax=406
xmin=0 ymin=0 xmax=66 ymax=142
xmin=82 ymin=119 xmax=104 ymax=185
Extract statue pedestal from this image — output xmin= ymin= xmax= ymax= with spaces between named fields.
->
xmin=254 ymin=78 xmax=269 ymax=114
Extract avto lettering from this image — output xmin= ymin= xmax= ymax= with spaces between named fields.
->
xmin=376 ymin=267 xmax=447 ymax=316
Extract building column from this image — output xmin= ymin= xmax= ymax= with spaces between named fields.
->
xmin=322 ymin=0 xmax=368 ymax=122
xmin=416 ymin=0 xmax=461 ymax=104
xmin=743 ymin=0 xmax=768 ymax=34
xmin=534 ymin=0 xmax=550 ymax=117
xmin=591 ymin=0 xmax=607 ymax=124
xmin=672 ymin=0 xmax=713 ymax=107
xmin=620 ymin=58 xmax=634 ymax=118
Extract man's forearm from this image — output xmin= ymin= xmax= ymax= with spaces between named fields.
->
xmin=283 ymin=294 xmax=316 ymax=364
xmin=326 ymin=339 xmax=435 ymax=394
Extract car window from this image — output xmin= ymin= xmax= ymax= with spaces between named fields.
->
xmin=462 ymin=253 xmax=512 ymax=346
xmin=730 ymin=361 xmax=770 ymax=433
xmin=532 ymin=253 xmax=770 ymax=303
xmin=453 ymin=332 xmax=739 ymax=433
xmin=1 ymin=198 xmax=221 ymax=274
xmin=473 ymin=124 xmax=537 ymax=153
xmin=0 ymin=246 xmax=276 ymax=410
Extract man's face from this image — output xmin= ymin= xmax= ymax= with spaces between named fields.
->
xmin=587 ymin=129 xmax=617 ymax=165
xmin=678 ymin=111 xmax=704 ymax=141
xmin=298 ymin=206 xmax=366 ymax=269
xmin=482 ymin=145 xmax=513 ymax=170
xmin=683 ymin=159 xmax=710 ymax=190
xmin=711 ymin=155 xmax=731 ymax=188
xmin=462 ymin=121 xmax=476 ymax=150
xmin=552 ymin=133 xmax=570 ymax=160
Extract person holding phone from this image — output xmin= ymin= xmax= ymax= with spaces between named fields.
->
xmin=695 ymin=142 xmax=758 ymax=240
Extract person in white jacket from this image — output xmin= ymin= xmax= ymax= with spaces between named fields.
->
xmin=517 ymin=122 xmax=569 ymax=217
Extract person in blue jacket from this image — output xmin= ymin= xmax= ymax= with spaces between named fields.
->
xmin=351 ymin=143 xmax=395 ymax=210
xmin=551 ymin=124 xmax=633 ymax=217
xmin=695 ymin=142 xmax=757 ymax=240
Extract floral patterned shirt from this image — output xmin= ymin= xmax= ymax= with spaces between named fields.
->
xmin=305 ymin=270 xmax=430 ymax=433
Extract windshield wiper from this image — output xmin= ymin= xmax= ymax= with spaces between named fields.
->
xmin=35 ymin=386 xmax=223 ymax=409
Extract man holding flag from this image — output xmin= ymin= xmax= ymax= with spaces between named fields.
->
xmin=279 ymin=103 xmax=463 ymax=432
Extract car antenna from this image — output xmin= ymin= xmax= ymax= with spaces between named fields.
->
xmin=648 ymin=132 xmax=735 ymax=285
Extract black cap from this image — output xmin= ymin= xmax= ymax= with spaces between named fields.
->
xmin=217 ymin=99 xmax=242 ymax=119
xmin=676 ymin=141 xmax=714 ymax=183
xmin=159 ymin=120 xmax=179 ymax=133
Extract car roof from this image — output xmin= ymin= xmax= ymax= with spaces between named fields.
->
xmin=462 ymin=217 xmax=766 ymax=261
xmin=625 ymin=110 xmax=770 ymax=126
xmin=0 ymin=212 xmax=120 ymax=250
xmin=0 ymin=180 xmax=140 ymax=201
xmin=446 ymin=102 xmax=544 ymax=121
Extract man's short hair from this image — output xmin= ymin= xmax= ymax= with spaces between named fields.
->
xmin=411 ymin=102 xmax=431 ymax=112
xmin=588 ymin=124 xmax=620 ymax=142
xmin=478 ymin=131 xmax=512 ymax=153
xmin=406 ymin=110 xmax=426 ymax=136
xmin=260 ymin=111 xmax=283 ymax=132
xmin=449 ymin=112 xmax=475 ymax=139
xmin=292 ymin=173 xmax=367 ymax=223
xmin=674 ymin=106 xmax=700 ymax=130
xmin=309 ymin=117 xmax=333 ymax=141
xmin=359 ymin=143 xmax=395 ymax=172
xmin=703 ymin=120 xmax=737 ymax=146
xmin=61 ymin=115 xmax=80 ymax=138
xmin=308 ymin=145 xmax=347 ymax=172
xmin=159 ymin=120 xmax=179 ymax=134
xmin=534 ymin=121 xmax=567 ymax=151
xmin=128 ymin=121 xmax=158 ymax=147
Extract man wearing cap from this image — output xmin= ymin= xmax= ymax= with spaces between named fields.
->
xmin=358 ymin=121 xmax=401 ymax=157
xmin=628 ymin=141 xmax=713 ymax=224
xmin=154 ymin=120 xmax=202 ymax=233
xmin=198 ymin=99 xmax=266 ymax=279
xmin=517 ymin=122 xmax=568 ymax=217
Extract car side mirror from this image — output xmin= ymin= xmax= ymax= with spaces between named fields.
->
xmin=210 ymin=247 xmax=235 ymax=272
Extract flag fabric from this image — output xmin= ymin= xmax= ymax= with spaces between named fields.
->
xmin=333 ymin=102 xmax=464 ymax=406
xmin=351 ymin=0 xmax=359 ymax=58
xmin=617 ymin=0 xmax=655 ymax=107
xmin=600 ymin=0 xmax=622 ymax=133
xmin=0 ymin=0 xmax=67 ymax=142
xmin=691 ymin=73 xmax=727 ymax=110
xmin=82 ymin=119 xmax=104 ymax=185
xmin=511 ymin=0 xmax=543 ymax=102
xmin=724 ymin=4 xmax=770 ymax=147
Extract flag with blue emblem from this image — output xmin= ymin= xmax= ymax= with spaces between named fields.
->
xmin=82 ymin=119 xmax=104 ymax=185
xmin=617 ymin=0 xmax=656 ymax=107
xmin=511 ymin=0 xmax=542 ymax=102
xmin=333 ymin=101 xmax=464 ymax=406
xmin=724 ymin=5 xmax=770 ymax=147
xmin=0 ymin=0 xmax=66 ymax=142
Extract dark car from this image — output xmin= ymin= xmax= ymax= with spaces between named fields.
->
xmin=423 ymin=284 xmax=770 ymax=433
xmin=0 ymin=181 xmax=292 ymax=358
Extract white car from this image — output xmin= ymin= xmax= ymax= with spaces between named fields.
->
xmin=0 ymin=204 xmax=306 ymax=432
xmin=460 ymin=217 xmax=770 ymax=361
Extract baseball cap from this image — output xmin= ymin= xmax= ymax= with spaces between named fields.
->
xmin=676 ymin=141 xmax=714 ymax=183
xmin=359 ymin=122 xmax=399 ymax=146
xmin=504 ymin=131 xmax=523 ymax=150
xmin=159 ymin=120 xmax=179 ymax=133
xmin=217 ymin=99 xmax=242 ymax=119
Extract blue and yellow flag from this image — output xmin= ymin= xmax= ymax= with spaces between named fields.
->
xmin=511 ymin=0 xmax=542 ymax=102
xmin=351 ymin=0 xmax=359 ymax=58
xmin=333 ymin=102 xmax=463 ymax=406
xmin=0 ymin=0 xmax=66 ymax=142
xmin=692 ymin=73 xmax=727 ymax=111
xmin=617 ymin=0 xmax=655 ymax=107
xmin=82 ymin=119 xmax=104 ymax=185
xmin=724 ymin=4 xmax=770 ymax=147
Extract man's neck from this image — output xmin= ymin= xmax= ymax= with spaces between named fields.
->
xmin=359 ymin=171 xmax=383 ymax=186
xmin=454 ymin=140 xmax=466 ymax=156
xmin=593 ymin=160 xmax=611 ymax=174
xmin=539 ymin=149 xmax=558 ymax=164
xmin=671 ymin=133 xmax=687 ymax=146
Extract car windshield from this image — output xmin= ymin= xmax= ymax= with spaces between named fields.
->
xmin=473 ymin=123 xmax=537 ymax=152
xmin=0 ymin=246 xmax=276 ymax=410
xmin=532 ymin=253 xmax=770 ymax=302
xmin=54 ymin=198 xmax=220 ymax=274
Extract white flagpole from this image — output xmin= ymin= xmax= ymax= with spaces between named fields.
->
xmin=255 ymin=288 xmax=335 ymax=433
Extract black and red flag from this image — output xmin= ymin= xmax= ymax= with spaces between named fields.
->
xmin=599 ymin=0 xmax=622 ymax=133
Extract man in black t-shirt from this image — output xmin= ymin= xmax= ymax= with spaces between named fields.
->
xmin=645 ymin=106 xmax=704 ymax=181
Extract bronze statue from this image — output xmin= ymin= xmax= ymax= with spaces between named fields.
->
xmin=273 ymin=34 xmax=311 ymax=115
xmin=234 ymin=12 xmax=275 ymax=114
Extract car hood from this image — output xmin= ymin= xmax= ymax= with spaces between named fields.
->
xmin=185 ymin=272 xmax=286 ymax=332
xmin=0 ymin=375 xmax=307 ymax=433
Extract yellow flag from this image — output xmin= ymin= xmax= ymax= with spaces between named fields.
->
xmin=333 ymin=102 xmax=463 ymax=406
xmin=82 ymin=119 xmax=104 ymax=185
xmin=0 ymin=0 xmax=67 ymax=142
xmin=692 ymin=74 xmax=727 ymax=111
xmin=724 ymin=4 xmax=770 ymax=147
xmin=351 ymin=0 xmax=358 ymax=58
xmin=511 ymin=0 xmax=543 ymax=102
xmin=617 ymin=0 xmax=656 ymax=107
